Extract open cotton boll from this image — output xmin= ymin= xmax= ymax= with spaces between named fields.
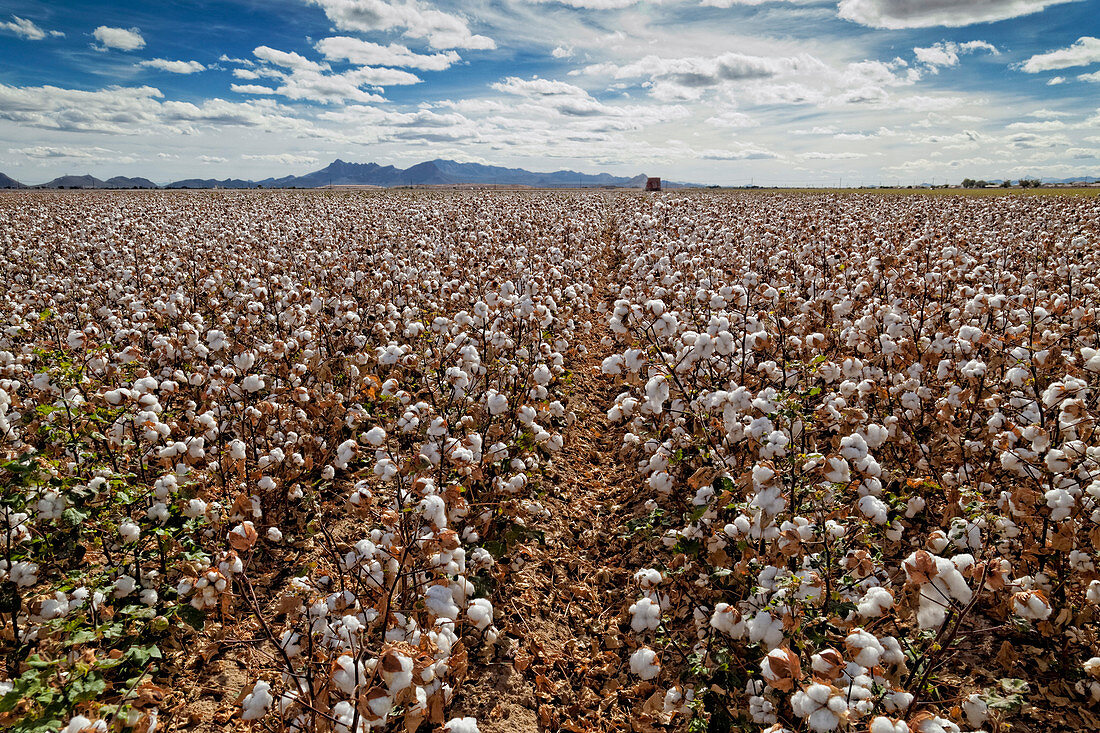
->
xmin=857 ymin=586 xmax=894 ymax=617
xmin=444 ymin=717 xmax=481 ymax=733
xmin=118 ymin=520 xmax=141 ymax=544
xmin=62 ymin=716 xmax=107 ymax=733
xmin=870 ymin=717 xmax=909 ymax=733
xmin=629 ymin=596 xmax=661 ymax=632
xmin=364 ymin=426 xmax=386 ymax=447
xmin=467 ymin=598 xmax=493 ymax=630
xmin=630 ymin=647 xmax=660 ymax=680
xmin=1012 ymin=590 xmax=1052 ymax=620
xmin=857 ymin=495 xmax=888 ymax=524
xmin=844 ymin=628 xmax=884 ymax=667
xmin=425 ymin=584 xmax=460 ymax=621
xmin=241 ymin=680 xmax=273 ymax=721
xmin=634 ymin=568 xmax=662 ymax=589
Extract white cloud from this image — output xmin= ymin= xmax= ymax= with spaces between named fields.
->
xmin=198 ymin=155 xmax=227 ymax=163
xmin=0 ymin=15 xmax=62 ymax=40
xmin=914 ymin=40 xmax=998 ymax=68
xmin=305 ymin=0 xmax=495 ymax=50
xmin=1020 ymin=37 xmax=1100 ymax=72
xmin=705 ymin=112 xmax=758 ymax=128
xmin=0 ymin=82 xmax=311 ymax=136
xmin=798 ymin=151 xmax=868 ymax=159
xmin=92 ymin=26 xmax=145 ymax=51
xmin=315 ymin=36 xmax=460 ymax=70
xmin=524 ymin=0 xmax=642 ymax=8
xmin=10 ymin=145 xmax=118 ymax=160
xmin=1080 ymin=70 xmax=1100 ymax=82
xmin=241 ymin=153 xmax=320 ymax=165
xmin=838 ymin=0 xmax=1080 ymax=29
xmin=254 ymin=45 xmax=329 ymax=72
xmin=139 ymin=58 xmax=206 ymax=74
xmin=1047 ymin=76 xmax=1067 ymax=85
xmin=552 ymin=45 xmax=573 ymax=59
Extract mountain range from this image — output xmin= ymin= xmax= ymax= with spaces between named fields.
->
xmin=0 ymin=159 xmax=694 ymax=189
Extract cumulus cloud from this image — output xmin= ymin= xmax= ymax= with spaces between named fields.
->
xmin=139 ymin=58 xmax=206 ymax=74
xmin=92 ymin=26 xmax=145 ymax=51
xmin=0 ymin=82 xmax=311 ymax=135
xmin=1047 ymin=76 xmax=1067 ymax=85
xmin=914 ymin=40 xmax=998 ymax=68
xmin=315 ymin=36 xmax=460 ymax=70
xmin=1 ymin=15 xmax=63 ymax=40
xmin=254 ymin=45 xmax=329 ymax=73
xmin=1020 ymin=37 xmax=1100 ymax=72
xmin=305 ymin=0 xmax=495 ymax=50
xmin=838 ymin=0 xmax=1080 ymax=29
xmin=1080 ymin=70 xmax=1100 ymax=82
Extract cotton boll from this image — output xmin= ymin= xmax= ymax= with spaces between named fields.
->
xmin=425 ymin=584 xmax=460 ymax=621
xmin=241 ymin=680 xmax=273 ymax=720
xmin=630 ymin=647 xmax=660 ymax=680
xmin=961 ymin=693 xmax=988 ymax=726
xmin=444 ymin=718 xmax=481 ymax=733
xmin=869 ymin=717 xmax=909 ymax=733
xmin=364 ymin=426 xmax=386 ymax=447
xmin=629 ymin=597 xmax=661 ymax=633
xmin=858 ymin=495 xmax=888 ymax=524
xmin=857 ymin=586 xmax=894 ymax=617
xmin=844 ymin=628 xmax=884 ymax=667
xmin=118 ymin=520 xmax=141 ymax=544
xmin=1012 ymin=590 xmax=1052 ymax=620
xmin=467 ymin=598 xmax=493 ymax=630
xmin=635 ymin=568 xmax=662 ymax=589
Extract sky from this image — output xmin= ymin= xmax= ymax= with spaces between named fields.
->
xmin=1 ymin=0 xmax=1099 ymax=186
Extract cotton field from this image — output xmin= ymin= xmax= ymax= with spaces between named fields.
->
xmin=1 ymin=190 xmax=1099 ymax=733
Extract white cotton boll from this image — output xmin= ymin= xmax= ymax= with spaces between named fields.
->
xmin=1087 ymin=580 xmax=1100 ymax=604
xmin=961 ymin=693 xmax=988 ymax=726
xmin=241 ymin=680 xmax=272 ymax=721
xmin=425 ymin=584 xmax=460 ymax=621
xmin=380 ymin=652 xmax=414 ymax=693
xmin=823 ymin=456 xmax=850 ymax=484
xmin=230 ymin=439 xmax=247 ymax=461
xmin=748 ymin=611 xmax=784 ymax=650
xmin=629 ymin=597 xmax=661 ymax=632
xmin=845 ymin=628 xmax=885 ymax=668
xmin=648 ymin=471 xmax=674 ymax=493
xmin=267 ymin=526 xmax=283 ymax=543
xmin=332 ymin=655 xmax=366 ymax=694
xmin=533 ymin=364 xmax=552 ymax=385
xmin=1013 ymin=590 xmax=1052 ymax=620
xmin=242 ymin=375 xmax=265 ymax=393
xmin=1044 ymin=487 xmax=1075 ymax=521
xmin=635 ymin=568 xmax=662 ymax=589
xmin=467 ymin=598 xmax=493 ymax=630
xmin=840 ymin=433 xmax=869 ymax=461
xmin=364 ymin=426 xmax=386 ymax=447
xmin=420 ymin=495 xmax=447 ymax=528
xmin=630 ymin=647 xmax=660 ymax=680
xmin=118 ymin=520 xmax=141 ymax=544
xmin=486 ymin=390 xmax=510 ymax=415
xmin=858 ymin=495 xmax=888 ymax=524
xmin=870 ymin=717 xmax=909 ymax=733
xmin=444 ymin=717 xmax=481 ymax=733
xmin=710 ymin=603 xmax=745 ymax=637
xmin=857 ymin=586 xmax=894 ymax=617
xmin=62 ymin=716 xmax=107 ymax=733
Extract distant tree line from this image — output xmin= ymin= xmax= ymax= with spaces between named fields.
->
xmin=962 ymin=178 xmax=1042 ymax=189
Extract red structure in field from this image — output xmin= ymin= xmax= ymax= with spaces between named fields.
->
xmin=645 ymin=177 xmax=661 ymax=191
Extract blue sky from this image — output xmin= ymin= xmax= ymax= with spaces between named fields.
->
xmin=1 ymin=0 xmax=1098 ymax=185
